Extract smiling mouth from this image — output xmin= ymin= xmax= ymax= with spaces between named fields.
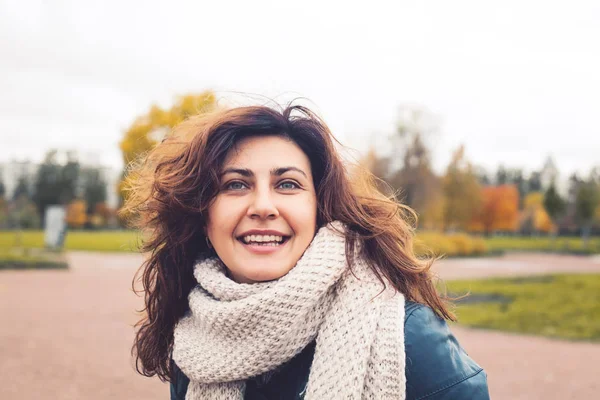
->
xmin=237 ymin=235 xmax=291 ymax=247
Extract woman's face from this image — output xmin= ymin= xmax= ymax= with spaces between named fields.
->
xmin=205 ymin=135 xmax=318 ymax=283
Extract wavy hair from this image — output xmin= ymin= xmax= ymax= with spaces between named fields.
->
xmin=121 ymin=104 xmax=455 ymax=382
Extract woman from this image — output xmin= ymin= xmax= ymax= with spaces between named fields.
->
xmin=122 ymin=105 xmax=490 ymax=399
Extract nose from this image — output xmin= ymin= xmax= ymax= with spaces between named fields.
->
xmin=247 ymin=187 xmax=279 ymax=220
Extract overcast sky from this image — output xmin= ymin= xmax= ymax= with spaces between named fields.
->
xmin=1 ymin=0 xmax=599 ymax=180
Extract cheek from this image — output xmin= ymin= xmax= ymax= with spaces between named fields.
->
xmin=206 ymin=198 xmax=239 ymax=239
xmin=283 ymin=196 xmax=318 ymax=234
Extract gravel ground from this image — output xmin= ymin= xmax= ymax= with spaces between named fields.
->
xmin=0 ymin=251 xmax=598 ymax=400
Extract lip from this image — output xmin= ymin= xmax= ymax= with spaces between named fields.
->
xmin=237 ymin=229 xmax=290 ymax=237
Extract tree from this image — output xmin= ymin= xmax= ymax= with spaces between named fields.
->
xmin=521 ymin=192 xmax=554 ymax=234
xmin=12 ymin=175 xmax=31 ymax=201
xmin=474 ymin=166 xmax=490 ymax=186
xmin=543 ymin=182 xmax=566 ymax=225
xmin=528 ymin=171 xmax=542 ymax=193
xmin=33 ymin=150 xmax=81 ymax=225
xmin=118 ymin=92 xmax=217 ymax=206
xmin=442 ymin=145 xmax=482 ymax=231
xmin=495 ymin=166 xmax=527 ymax=207
xmin=7 ymin=195 xmax=41 ymax=229
xmin=575 ymin=180 xmax=600 ymax=245
xmin=66 ymin=199 xmax=87 ymax=229
xmin=0 ymin=198 xmax=6 ymax=228
xmin=496 ymin=165 xmax=508 ymax=185
xmin=469 ymin=185 xmax=520 ymax=235
xmin=387 ymin=106 xmax=443 ymax=229
xmin=81 ymin=167 xmax=107 ymax=214
xmin=511 ymin=169 xmax=527 ymax=207
xmin=0 ymin=170 xmax=5 ymax=226
xmin=359 ymin=147 xmax=393 ymax=195
xmin=60 ymin=152 xmax=81 ymax=202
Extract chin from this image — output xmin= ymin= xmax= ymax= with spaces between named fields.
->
xmin=237 ymin=262 xmax=294 ymax=283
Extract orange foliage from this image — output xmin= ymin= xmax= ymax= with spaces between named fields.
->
xmin=469 ymin=185 xmax=520 ymax=234
xmin=94 ymin=202 xmax=114 ymax=219
xmin=66 ymin=199 xmax=88 ymax=229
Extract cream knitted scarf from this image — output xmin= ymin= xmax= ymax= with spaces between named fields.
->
xmin=173 ymin=222 xmax=406 ymax=399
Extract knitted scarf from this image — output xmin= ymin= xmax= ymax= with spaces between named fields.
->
xmin=173 ymin=222 xmax=406 ymax=399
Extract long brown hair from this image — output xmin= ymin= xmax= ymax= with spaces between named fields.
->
xmin=121 ymin=104 xmax=454 ymax=382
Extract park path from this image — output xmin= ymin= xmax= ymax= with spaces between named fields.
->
xmin=0 ymin=251 xmax=598 ymax=400
xmin=434 ymin=252 xmax=600 ymax=280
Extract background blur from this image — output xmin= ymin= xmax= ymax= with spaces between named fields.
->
xmin=1 ymin=1 xmax=599 ymax=399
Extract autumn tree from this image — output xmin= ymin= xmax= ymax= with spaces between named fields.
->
xmin=118 ymin=92 xmax=217 ymax=207
xmin=359 ymin=146 xmax=396 ymax=197
xmin=442 ymin=145 xmax=482 ymax=231
xmin=521 ymin=192 xmax=554 ymax=234
xmin=469 ymin=185 xmax=520 ymax=235
xmin=495 ymin=166 xmax=527 ymax=207
xmin=387 ymin=106 xmax=443 ymax=229
xmin=66 ymin=199 xmax=88 ymax=229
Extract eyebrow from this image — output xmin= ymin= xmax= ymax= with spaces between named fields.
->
xmin=220 ymin=166 xmax=308 ymax=179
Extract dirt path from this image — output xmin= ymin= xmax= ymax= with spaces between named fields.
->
xmin=0 ymin=252 xmax=598 ymax=399
xmin=434 ymin=252 xmax=600 ymax=280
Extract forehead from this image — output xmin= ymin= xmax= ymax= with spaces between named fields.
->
xmin=223 ymin=135 xmax=311 ymax=171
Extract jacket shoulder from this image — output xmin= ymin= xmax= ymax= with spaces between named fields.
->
xmin=403 ymin=301 xmax=490 ymax=399
xmin=170 ymin=360 xmax=189 ymax=400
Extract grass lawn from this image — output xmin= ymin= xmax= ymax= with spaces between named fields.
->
xmin=0 ymin=248 xmax=68 ymax=270
xmin=0 ymin=230 xmax=141 ymax=252
xmin=446 ymin=274 xmax=600 ymax=341
xmin=1 ymin=230 xmax=599 ymax=255
xmin=483 ymin=236 xmax=600 ymax=254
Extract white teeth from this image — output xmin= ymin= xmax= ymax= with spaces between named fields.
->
xmin=242 ymin=234 xmax=284 ymax=244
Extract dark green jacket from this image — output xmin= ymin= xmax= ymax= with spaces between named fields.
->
xmin=171 ymin=301 xmax=490 ymax=399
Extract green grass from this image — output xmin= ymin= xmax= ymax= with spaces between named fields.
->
xmin=0 ymin=230 xmax=141 ymax=252
xmin=483 ymin=236 xmax=600 ymax=254
xmin=446 ymin=274 xmax=600 ymax=341
xmin=2 ymin=230 xmax=599 ymax=255
xmin=0 ymin=249 xmax=68 ymax=270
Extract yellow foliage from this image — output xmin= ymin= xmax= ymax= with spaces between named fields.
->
xmin=534 ymin=208 xmax=554 ymax=233
xmin=89 ymin=214 xmax=105 ymax=228
xmin=66 ymin=200 xmax=87 ymax=229
xmin=414 ymin=231 xmax=488 ymax=257
xmin=420 ymin=195 xmax=446 ymax=230
xmin=469 ymin=185 xmax=520 ymax=234
xmin=442 ymin=145 xmax=482 ymax=231
xmin=524 ymin=192 xmax=544 ymax=208
xmin=119 ymin=92 xmax=216 ymax=164
xmin=522 ymin=192 xmax=556 ymax=233
xmin=118 ymin=91 xmax=217 ymax=204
